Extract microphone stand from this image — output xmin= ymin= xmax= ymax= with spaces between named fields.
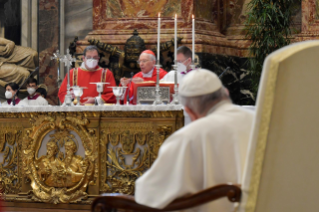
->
xmin=12 ymin=68 xmax=39 ymax=106
xmin=170 ymin=61 xmax=179 ymax=105
xmin=219 ymin=67 xmax=230 ymax=79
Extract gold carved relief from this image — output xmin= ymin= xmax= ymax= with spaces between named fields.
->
xmin=100 ymin=123 xmax=172 ymax=195
xmin=22 ymin=113 xmax=98 ymax=204
xmin=0 ymin=110 xmax=183 ymax=207
xmin=0 ymin=125 xmax=22 ymax=195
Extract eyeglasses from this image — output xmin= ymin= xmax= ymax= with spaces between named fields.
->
xmin=86 ymin=57 xmax=100 ymax=60
xmin=137 ymin=60 xmax=150 ymax=64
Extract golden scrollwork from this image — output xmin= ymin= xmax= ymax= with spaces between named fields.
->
xmin=0 ymin=126 xmax=22 ymax=195
xmin=0 ymin=109 xmax=183 ymax=208
xmin=100 ymin=123 xmax=172 ymax=195
xmin=22 ymin=113 xmax=98 ymax=204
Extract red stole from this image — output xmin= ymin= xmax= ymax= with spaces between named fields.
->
xmin=7 ymin=98 xmax=20 ymax=105
xmin=58 ymin=67 xmax=116 ymax=104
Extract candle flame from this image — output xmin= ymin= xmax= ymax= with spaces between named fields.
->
xmin=175 ymin=14 xmax=177 ymax=18
xmin=192 ymin=14 xmax=194 ymax=19
xmin=158 ymin=13 xmax=161 ymax=18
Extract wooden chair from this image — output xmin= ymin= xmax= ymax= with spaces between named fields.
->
xmin=92 ymin=40 xmax=319 ymax=212
xmin=92 ymin=184 xmax=241 ymax=212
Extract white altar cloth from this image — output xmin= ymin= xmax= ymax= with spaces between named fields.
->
xmin=0 ymin=105 xmax=184 ymax=113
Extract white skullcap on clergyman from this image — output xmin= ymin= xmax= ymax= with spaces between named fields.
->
xmin=179 ymin=69 xmax=222 ymax=97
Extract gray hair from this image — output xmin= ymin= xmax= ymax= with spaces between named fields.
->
xmin=180 ymin=87 xmax=230 ymax=115
xmin=148 ymin=54 xmax=156 ymax=62
xmin=83 ymin=45 xmax=99 ymax=56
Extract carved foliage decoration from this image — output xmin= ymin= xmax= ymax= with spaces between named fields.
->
xmin=22 ymin=113 xmax=98 ymax=204
xmin=0 ymin=125 xmax=22 ymax=195
xmin=100 ymin=122 xmax=172 ymax=195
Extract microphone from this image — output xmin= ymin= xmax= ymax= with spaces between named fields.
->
xmin=12 ymin=67 xmax=39 ymax=106
xmin=219 ymin=67 xmax=230 ymax=79
xmin=126 ymin=72 xmax=134 ymax=105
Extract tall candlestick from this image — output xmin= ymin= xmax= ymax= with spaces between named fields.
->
xmin=192 ymin=15 xmax=195 ymax=63
xmin=157 ymin=13 xmax=161 ymax=64
xmin=153 ymin=13 xmax=163 ymax=105
xmin=170 ymin=14 xmax=180 ymax=105
xmin=174 ymin=14 xmax=177 ymax=63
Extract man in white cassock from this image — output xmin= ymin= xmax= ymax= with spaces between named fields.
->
xmin=135 ymin=69 xmax=254 ymax=212
xmin=161 ymin=46 xmax=193 ymax=84
xmin=161 ymin=46 xmax=193 ymax=125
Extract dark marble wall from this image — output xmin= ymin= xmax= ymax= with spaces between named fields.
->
xmin=0 ymin=0 xmax=21 ymax=45
xmin=38 ymin=0 xmax=60 ymax=105
xmin=197 ymin=53 xmax=255 ymax=105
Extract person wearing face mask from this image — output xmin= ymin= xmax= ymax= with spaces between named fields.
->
xmin=22 ymin=78 xmax=48 ymax=106
xmin=1 ymin=82 xmax=28 ymax=106
xmin=161 ymin=46 xmax=193 ymax=125
xmin=161 ymin=46 xmax=193 ymax=84
xmin=58 ymin=45 xmax=116 ymax=105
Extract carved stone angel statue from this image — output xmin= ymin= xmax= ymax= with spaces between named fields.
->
xmin=88 ymin=29 xmax=182 ymax=82
xmin=0 ymin=37 xmax=38 ymax=87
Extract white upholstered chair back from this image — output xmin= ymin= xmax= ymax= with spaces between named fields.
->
xmin=238 ymin=41 xmax=319 ymax=212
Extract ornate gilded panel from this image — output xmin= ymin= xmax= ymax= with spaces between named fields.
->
xmin=22 ymin=113 xmax=98 ymax=204
xmin=0 ymin=109 xmax=183 ymax=208
xmin=100 ymin=122 xmax=172 ymax=195
xmin=0 ymin=124 xmax=22 ymax=195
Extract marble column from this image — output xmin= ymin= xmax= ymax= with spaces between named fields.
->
xmin=31 ymin=0 xmax=38 ymax=50
xmin=38 ymin=0 xmax=60 ymax=105
xmin=21 ymin=0 xmax=38 ymax=50
xmin=0 ymin=23 xmax=4 ymax=38
xmin=65 ymin=0 xmax=93 ymax=53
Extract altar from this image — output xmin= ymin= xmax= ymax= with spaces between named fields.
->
xmin=0 ymin=105 xmax=184 ymax=209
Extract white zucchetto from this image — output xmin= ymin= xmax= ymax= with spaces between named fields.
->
xmin=179 ymin=68 xmax=222 ymax=97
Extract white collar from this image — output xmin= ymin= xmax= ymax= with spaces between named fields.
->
xmin=142 ymin=68 xmax=154 ymax=78
xmin=206 ymin=100 xmax=232 ymax=116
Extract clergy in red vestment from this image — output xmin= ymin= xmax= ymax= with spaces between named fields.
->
xmin=120 ymin=50 xmax=167 ymax=104
xmin=58 ymin=46 xmax=116 ymax=104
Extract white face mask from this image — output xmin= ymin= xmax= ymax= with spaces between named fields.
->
xmin=86 ymin=59 xmax=98 ymax=69
xmin=27 ymin=87 xmax=36 ymax=95
xmin=177 ymin=62 xmax=187 ymax=74
xmin=5 ymin=91 xmax=13 ymax=99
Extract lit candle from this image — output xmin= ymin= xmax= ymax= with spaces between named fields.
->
xmin=175 ymin=14 xmax=177 ymax=63
xmin=157 ymin=13 xmax=161 ymax=64
xmin=192 ymin=15 xmax=195 ymax=63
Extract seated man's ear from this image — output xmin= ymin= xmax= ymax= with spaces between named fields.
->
xmin=184 ymin=106 xmax=200 ymax=122
xmin=225 ymin=88 xmax=229 ymax=96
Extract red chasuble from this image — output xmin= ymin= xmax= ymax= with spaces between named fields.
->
xmin=123 ymin=68 xmax=167 ymax=104
xmin=58 ymin=67 xmax=116 ymax=104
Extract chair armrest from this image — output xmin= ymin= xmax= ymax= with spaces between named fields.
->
xmin=92 ymin=184 xmax=241 ymax=212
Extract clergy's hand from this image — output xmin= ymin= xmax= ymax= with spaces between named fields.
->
xmin=132 ymin=77 xmax=144 ymax=83
xmin=120 ymin=77 xmax=131 ymax=86
xmin=83 ymin=97 xmax=96 ymax=104
xmin=70 ymin=90 xmax=76 ymax=100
